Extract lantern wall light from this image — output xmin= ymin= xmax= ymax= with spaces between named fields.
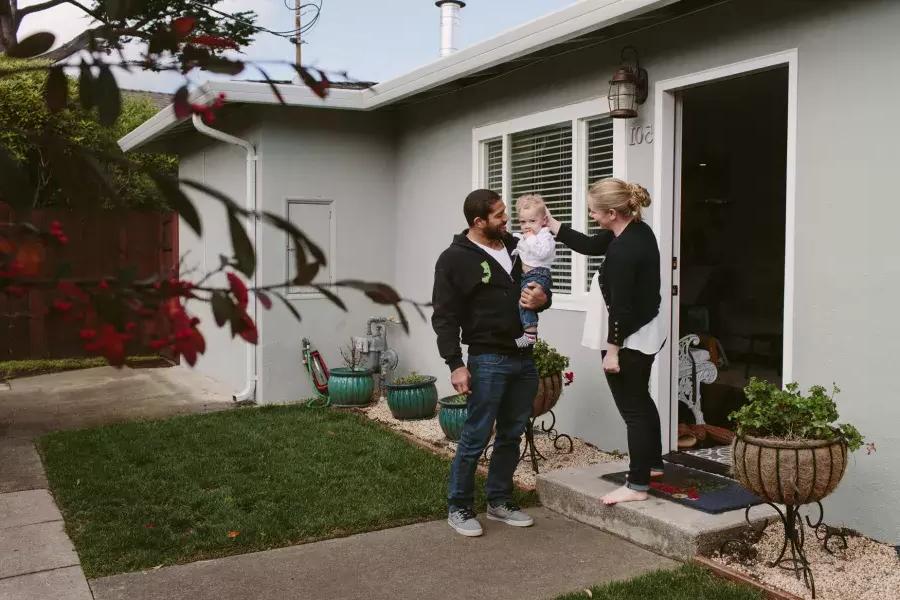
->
xmin=608 ymin=46 xmax=649 ymax=119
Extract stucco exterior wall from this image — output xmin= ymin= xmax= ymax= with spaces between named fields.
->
xmin=390 ymin=0 xmax=900 ymax=542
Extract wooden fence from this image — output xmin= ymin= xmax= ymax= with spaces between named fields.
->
xmin=0 ymin=207 xmax=178 ymax=360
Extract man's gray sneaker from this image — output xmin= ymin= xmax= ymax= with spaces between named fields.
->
xmin=448 ymin=507 xmax=483 ymax=537
xmin=486 ymin=502 xmax=534 ymax=527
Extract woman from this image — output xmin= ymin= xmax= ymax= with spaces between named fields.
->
xmin=547 ymin=178 xmax=663 ymax=505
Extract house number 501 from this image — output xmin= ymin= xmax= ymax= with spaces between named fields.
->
xmin=629 ymin=124 xmax=654 ymax=145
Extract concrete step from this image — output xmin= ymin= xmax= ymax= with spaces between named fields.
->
xmin=537 ymin=461 xmax=776 ymax=560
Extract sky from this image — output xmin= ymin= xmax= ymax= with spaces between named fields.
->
xmin=18 ymin=0 xmax=579 ymax=92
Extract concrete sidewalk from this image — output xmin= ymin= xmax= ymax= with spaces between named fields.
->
xmin=0 ymin=366 xmax=234 ymax=600
xmin=90 ymin=507 xmax=676 ymax=600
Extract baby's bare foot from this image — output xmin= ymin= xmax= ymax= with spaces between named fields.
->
xmin=602 ymin=485 xmax=649 ymax=505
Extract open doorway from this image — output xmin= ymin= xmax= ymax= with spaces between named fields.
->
xmin=671 ymin=67 xmax=789 ymax=471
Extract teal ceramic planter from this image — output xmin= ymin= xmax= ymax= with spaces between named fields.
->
xmin=328 ymin=368 xmax=375 ymax=407
xmin=438 ymin=395 xmax=468 ymax=441
xmin=386 ymin=376 xmax=438 ymax=420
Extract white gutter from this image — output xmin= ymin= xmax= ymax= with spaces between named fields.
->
xmin=190 ymin=114 xmax=259 ymax=403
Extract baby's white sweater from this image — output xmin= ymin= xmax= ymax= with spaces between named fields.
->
xmin=513 ymin=227 xmax=556 ymax=268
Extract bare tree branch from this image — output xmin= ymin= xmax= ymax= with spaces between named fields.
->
xmin=16 ymin=0 xmax=103 ymax=24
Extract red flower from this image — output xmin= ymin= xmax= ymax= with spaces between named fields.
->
xmin=58 ymin=281 xmax=88 ymax=301
xmin=159 ymin=298 xmax=206 ymax=365
xmin=52 ymin=299 xmax=73 ymax=313
xmin=188 ymin=35 xmax=239 ymax=50
xmin=227 ymin=272 xmax=248 ymax=308
xmin=563 ymin=371 xmax=575 ymax=386
xmin=83 ymin=324 xmax=132 ymax=366
xmin=235 ymin=312 xmax=257 ymax=344
xmin=171 ymin=16 xmax=197 ymax=38
xmin=48 ymin=221 xmax=68 ymax=245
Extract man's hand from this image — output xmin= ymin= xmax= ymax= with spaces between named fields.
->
xmin=603 ymin=346 xmax=621 ymax=373
xmin=451 ymin=366 xmax=472 ymax=395
xmin=520 ymin=282 xmax=548 ymax=310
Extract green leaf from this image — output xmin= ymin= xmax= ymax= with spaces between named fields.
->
xmin=206 ymin=58 xmax=245 ymax=76
xmin=150 ymin=174 xmax=202 ymax=236
xmin=78 ymin=61 xmax=94 ymax=110
xmin=5 ymin=32 xmax=55 ymax=58
xmin=44 ymin=66 xmax=68 ymax=113
xmin=211 ymin=292 xmax=234 ymax=327
xmin=180 ymin=179 xmax=242 ymax=213
xmin=96 ymin=64 xmax=121 ymax=126
xmin=228 ymin=210 xmax=255 ymax=277
xmin=254 ymin=66 xmax=285 ymax=105
xmin=336 ymin=280 xmax=401 ymax=305
xmin=275 ymin=292 xmax=302 ymax=323
xmin=395 ymin=305 xmax=409 ymax=334
xmin=312 ymin=285 xmax=347 ymax=311
xmin=293 ymin=260 xmax=319 ymax=286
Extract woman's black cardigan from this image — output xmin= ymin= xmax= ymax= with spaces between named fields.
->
xmin=555 ymin=221 xmax=661 ymax=347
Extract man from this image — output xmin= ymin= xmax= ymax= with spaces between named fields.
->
xmin=432 ymin=189 xmax=551 ymax=537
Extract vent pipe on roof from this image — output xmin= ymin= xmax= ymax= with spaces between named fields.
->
xmin=436 ymin=1 xmax=465 ymax=57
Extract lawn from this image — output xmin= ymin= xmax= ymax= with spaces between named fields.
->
xmin=40 ymin=405 xmax=536 ymax=578
xmin=0 ymin=355 xmax=164 ymax=380
xmin=555 ymin=564 xmax=762 ymax=600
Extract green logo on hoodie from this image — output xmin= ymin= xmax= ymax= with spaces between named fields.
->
xmin=480 ymin=261 xmax=491 ymax=283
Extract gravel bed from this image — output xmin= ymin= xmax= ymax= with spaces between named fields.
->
xmin=712 ymin=516 xmax=900 ymax=600
xmin=358 ymin=399 xmax=620 ymax=489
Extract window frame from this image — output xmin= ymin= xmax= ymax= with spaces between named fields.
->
xmin=284 ymin=198 xmax=337 ymax=299
xmin=471 ymin=98 xmax=627 ymax=311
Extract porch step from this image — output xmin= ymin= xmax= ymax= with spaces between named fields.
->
xmin=536 ymin=461 xmax=776 ymax=560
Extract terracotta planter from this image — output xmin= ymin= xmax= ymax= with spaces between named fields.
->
xmin=731 ymin=435 xmax=848 ymax=504
xmin=533 ymin=372 xmax=562 ymax=418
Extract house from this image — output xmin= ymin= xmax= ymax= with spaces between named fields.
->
xmin=120 ymin=0 xmax=900 ymax=545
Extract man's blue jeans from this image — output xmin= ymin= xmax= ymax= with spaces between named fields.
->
xmin=448 ymin=353 xmax=538 ymax=510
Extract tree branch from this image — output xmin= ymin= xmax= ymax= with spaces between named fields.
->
xmin=16 ymin=0 xmax=103 ymax=25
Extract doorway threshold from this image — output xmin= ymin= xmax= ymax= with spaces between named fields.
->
xmin=664 ymin=450 xmax=732 ymax=478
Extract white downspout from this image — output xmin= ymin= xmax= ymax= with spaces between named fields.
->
xmin=191 ymin=114 xmax=259 ymax=403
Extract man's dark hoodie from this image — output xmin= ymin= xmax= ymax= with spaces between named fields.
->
xmin=431 ymin=230 xmax=552 ymax=372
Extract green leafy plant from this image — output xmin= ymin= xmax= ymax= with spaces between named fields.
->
xmin=439 ymin=393 xmax=467 ymax=405
xmin=729 ymin=378 xmax=865 ymax=451
xmin=533 ymin=339 xmax=569 ymax=378
xmin=392 ymin=372 xmax=433 ymax=386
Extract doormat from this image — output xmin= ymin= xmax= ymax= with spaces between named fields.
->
xmin=664 ymin=451 xmax=732 ymax=477
xmin=601 ymin=463 xmax=762 ymax=514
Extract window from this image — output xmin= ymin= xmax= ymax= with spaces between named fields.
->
xmin=286 ymin=199 xmax=335 ymax=296
xmin=472 ymin=99 xmax=624 ymax=307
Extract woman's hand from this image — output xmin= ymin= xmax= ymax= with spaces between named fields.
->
xmin=545 ymin=207 xmax=562 ymax=236
xmin=603 ymin=347 xmax=621 ymax=373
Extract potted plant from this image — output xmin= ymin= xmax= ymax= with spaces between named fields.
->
xmin=386 ymin=372 xmax=438 ymax=419
xmin=729 ymin=378 xmax=866 ymax=505
xmin=438 ymin=393 xmax=468 ymax=441
xmin=327 ymin=341 xmax=375 ymax=408
xmin=532 ymin=340 xmax=574 ymax=417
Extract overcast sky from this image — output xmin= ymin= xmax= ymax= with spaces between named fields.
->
xmin=18 ymin=0 xmax=578 ymax=92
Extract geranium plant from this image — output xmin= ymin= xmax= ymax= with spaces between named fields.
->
xmin=532 ymin=339 xmax=574 ymax=385
xmin=729 ymin=378 xmax=866 ymax=452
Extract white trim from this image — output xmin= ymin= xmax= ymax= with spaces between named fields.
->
xmin=651 ymin=49 xmax=799 ymax=453
xmin=284 ymin=198 xmax=337 ymax=300
xmin=471 ymin=97 xmax=625 ymax=310
xmin=120 ymin=0 xmax=683 ymax=152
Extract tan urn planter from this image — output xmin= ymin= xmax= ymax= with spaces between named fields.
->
xmin=731 ymin=435 xmax=848 ymax=505
xmin=533 ymin=372 xmax=562 ymax=418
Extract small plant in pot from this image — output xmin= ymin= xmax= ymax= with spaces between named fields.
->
xmin=386 ymin=372 xmax=438 ymax=420
xmin=532 ymin=340 xmax=575 ymax=418
xmin=438 ymin=393 xmax=468 ymax=441
xmin=327 ymin=341 xmax=374 ymax=408
xmin=729 ymin=378 xmax=868 ymax=505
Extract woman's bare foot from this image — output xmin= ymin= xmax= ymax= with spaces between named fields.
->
xmin=602 ymin=485 xmax=649 ymax=505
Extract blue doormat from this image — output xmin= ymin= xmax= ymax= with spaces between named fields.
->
xmin=601 ymin=463 xmax=763 ymax=514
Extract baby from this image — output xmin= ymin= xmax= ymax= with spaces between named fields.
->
xmin=513 ymin=194 xmax=556 ymax=347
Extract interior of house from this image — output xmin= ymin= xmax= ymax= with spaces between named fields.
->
xmin=673 ymin=67 xmax=789 ymax=467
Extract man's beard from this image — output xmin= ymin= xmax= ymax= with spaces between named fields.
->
xmin=484 ymin=223 xmax=506 ymax=240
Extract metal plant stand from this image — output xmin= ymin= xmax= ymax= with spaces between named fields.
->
xmin=720 ymin=501 xmax=849 ymax=599
xmin=483 ymin=409 xmax=573 ymax=474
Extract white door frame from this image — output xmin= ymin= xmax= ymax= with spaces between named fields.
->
xmin=651 ymin=49 xmax=799 ymax=453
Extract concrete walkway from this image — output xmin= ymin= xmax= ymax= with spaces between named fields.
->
xmin=90 ymin=508 xmax=676 ymax=600
xmin=0 ymin=366 xmax=234 ymax=600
